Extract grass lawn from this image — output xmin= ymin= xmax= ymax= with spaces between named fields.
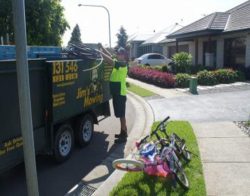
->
xmin=127 ymin=82 xmax=155 ymax=97
xmin=245 ymin=120 xmax=250 ymax=127
xmin=110 ymin=121 xmax=206 ymax=196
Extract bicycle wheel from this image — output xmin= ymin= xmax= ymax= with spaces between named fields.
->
xmin=182 ymin=147 xmax=191 ymax=162
xmin=173 ymin=160 xmax=189 ymax=190
xmin=112 ymin=159 xmax=144 ymax=172
xmin=173 ymin=133 xmax=191 ymax=162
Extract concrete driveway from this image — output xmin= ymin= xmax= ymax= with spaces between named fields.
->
xmin=148 ymin=89 xmax=250 ymax=122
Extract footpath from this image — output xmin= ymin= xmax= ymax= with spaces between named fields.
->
xmin=192 ymin=122 xmax=250 ymax=195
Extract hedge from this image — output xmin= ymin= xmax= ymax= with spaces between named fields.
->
xmin=197 ymin=70 xmax=218 ymax=85
xmin=129 ymin=66 xmax=245 ymax=88
xmin=197 ymin=69 xmax=244 ymax=86
xmin=175 ymin=73 xmax=191 ymax=88
xmin=128 ymin=66 xmax=175 ymax=88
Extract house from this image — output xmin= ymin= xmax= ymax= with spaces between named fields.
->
xmin=128 ymin=33 xmax=153 ymax=60
xmin=167 ymin=0 xmax=250 ymax=69
xmin=160 ymin=37 xmax=192 ymax=59
xmin=128 ymin=24 xmax=182 ymax=60
xmin=140 ymin=24 xmax=182 ymax=54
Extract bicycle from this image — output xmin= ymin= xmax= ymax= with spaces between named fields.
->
xmin=112 ymin=116 xmax=190 ymax=190
xmin=136 ymin=116 xmax=191 ymax=162
xmin=158 ymin=117 xmax=191 ymax=162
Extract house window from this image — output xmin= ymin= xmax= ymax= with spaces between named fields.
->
xmin=224 ymin=37 xmax=246 ymax=68
xmin=138 ymin=45 xmax=152 ymax=57
xmin=168 ymin=45 xmax=189 ymax=58
xmin=203 ymin=40 xmax=217 ymax=66
xmin=168 ymin=46 xmax=176 ymax=58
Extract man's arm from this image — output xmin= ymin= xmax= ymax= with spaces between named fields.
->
xmin=98 ymin=43 xmax=114 ymax=66
xmin=98 ymin=43 xmax=112 ymax=57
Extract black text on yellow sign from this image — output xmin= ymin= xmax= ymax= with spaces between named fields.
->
xmin=52 ymin=61 xmax=79 ymax=83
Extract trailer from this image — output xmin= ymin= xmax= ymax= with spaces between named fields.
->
xmin=0 ymin=46 xmax=113 ymax=173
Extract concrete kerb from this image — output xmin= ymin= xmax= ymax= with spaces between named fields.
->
xmin=92 ymin=91 xmax=155 ymax=196
xmin=123 ymin=91 xmax=155 ymax=157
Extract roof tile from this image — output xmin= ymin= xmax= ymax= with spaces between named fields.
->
xmin=168 ymin=0 xmax=250 ymax=38
xmin=224 ymin=2 xmax=250 ymax=31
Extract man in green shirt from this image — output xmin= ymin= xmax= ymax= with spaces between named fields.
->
xmin=98 ymin=44 xmax=128 ymax=143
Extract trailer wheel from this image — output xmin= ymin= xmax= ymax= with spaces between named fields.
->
xmin=76 ymin=114 xmax=94 ymax=147
xmin=54 ymin=124 xmax=74 ymax=162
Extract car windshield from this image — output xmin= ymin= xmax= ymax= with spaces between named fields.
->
xmin=148 ymin=54 xmax=164 ymax=59
xmin=139 ymin=54 xmax=149 ymax=58
xmin=139 ymin=53 xmax=165 ymax=59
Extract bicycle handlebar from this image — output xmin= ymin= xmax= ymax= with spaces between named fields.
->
xmin=137 ymin=116 xmax=170 ymax=148
xmin=136 ymin=135 xmax=149 ymax=148
xmin=154 ymin=116 xmax=170 ymax=132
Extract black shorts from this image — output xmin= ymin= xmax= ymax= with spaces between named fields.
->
xmin=112 ymin=95 xmax=126 ymax=118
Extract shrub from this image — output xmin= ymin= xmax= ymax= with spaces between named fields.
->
xmin=197 ymin=70 xmax=217 ymax=85
xmin=172 ymin=52 xmax=192 ymax=74
xmin=236 ymin=66 xmax=250 ymax=80
xmin=235 ymin=70 xmax=246 ymax=81
xmin=128 ymin=66 xmax=175 ymax=88
xmin=213 ymin=69 xmax=237 ymax=83
xmin=175 ymin=73 xmax=191 ymax=88
xmin=139 ymin=65 xmax=170 ymax=73
xmin=161 ymin=65 xmax=169 ymax=72
xmin=223 ymin=64 xmax=250 ymax=80
xmin=138 ymin=64 xmax=145 ymax=68
xmin=197 ymin=69 xmax=241 ymax=85
xmin=149 ymin=65 xmax=163 ymax=72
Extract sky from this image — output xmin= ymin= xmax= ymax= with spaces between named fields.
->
xmin=61 ymin=0 xmax=247 ymax=47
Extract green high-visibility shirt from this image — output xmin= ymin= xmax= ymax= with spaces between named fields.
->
xmin=110 ymin=61 xmax=128 ymax=96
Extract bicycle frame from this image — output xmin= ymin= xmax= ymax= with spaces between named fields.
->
xmin=161 ymin=143 xmax=181 ymax=172
xmin=136 ymin=116 xmax=191 ymax=162
xmin=141 ymin=155 xmax=171 ymax=177
xmin=135 ymin=139 xmax=179 ymax=178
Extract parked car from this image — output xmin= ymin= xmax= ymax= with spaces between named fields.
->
xmin=133 ymin=53 xmax=172 ymax=66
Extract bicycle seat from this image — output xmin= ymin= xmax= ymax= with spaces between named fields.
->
xmin=140 ymin=143 xmax=156 ymax=157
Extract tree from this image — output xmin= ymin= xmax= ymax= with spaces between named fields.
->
xmin=0 ymin=0 xmax=69 ymax=46
xmin=68 ymin=24 xmax=83 ymax=45
xmin=116 ymin=26 xmax=128 ymax=49
xmin=0 ymin=1 xmax=13 ymax=44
